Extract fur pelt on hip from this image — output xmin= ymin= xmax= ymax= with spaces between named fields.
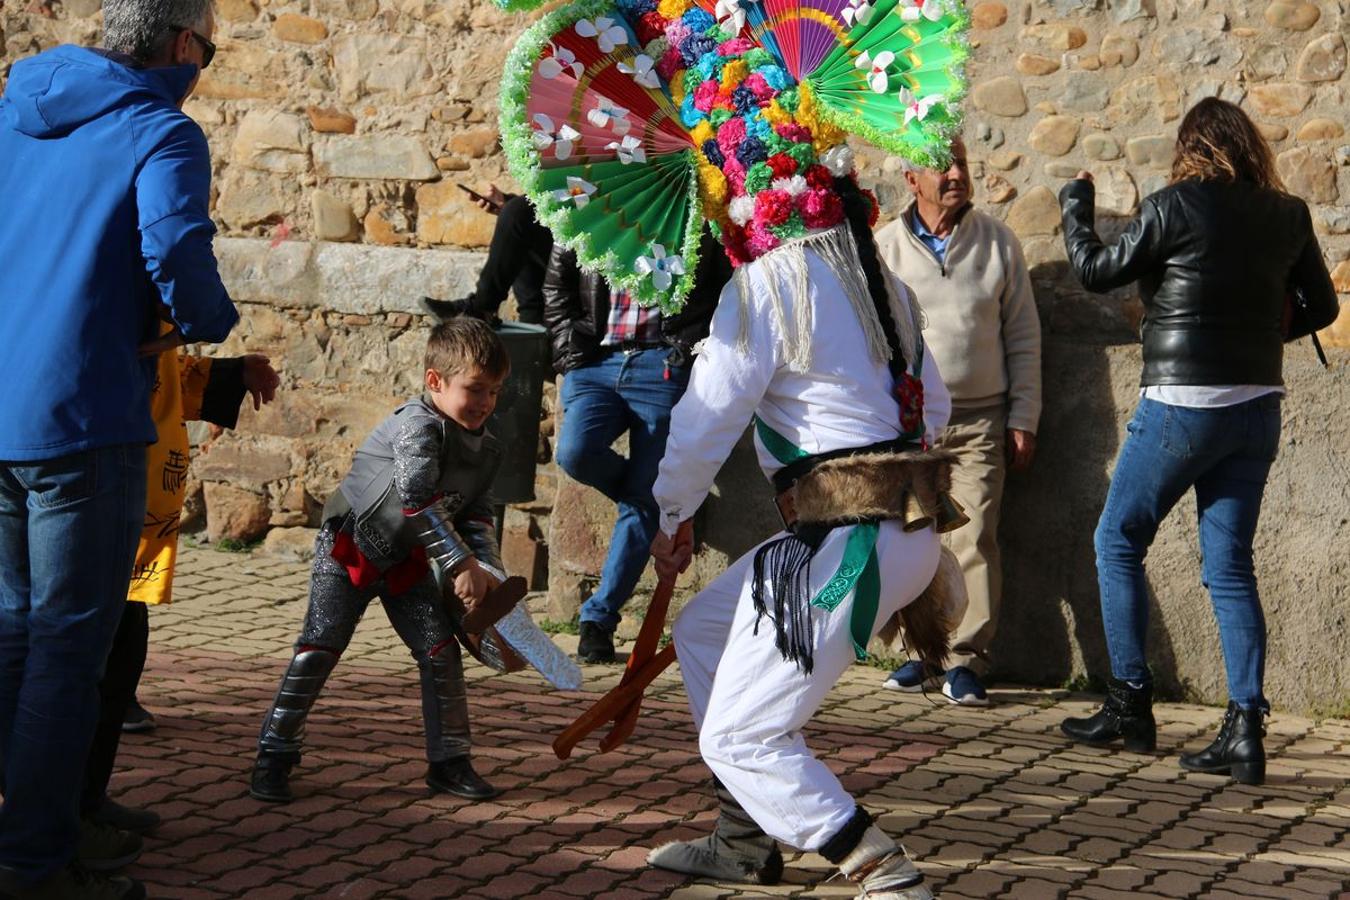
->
xmin=790 ymin=448 xmax=968 ymax=535
xmin=876 ymin=544 xmax=968 ymax=671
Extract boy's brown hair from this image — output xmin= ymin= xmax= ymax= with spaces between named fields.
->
xmin=425 ymin=317 xmax=511 ymax=379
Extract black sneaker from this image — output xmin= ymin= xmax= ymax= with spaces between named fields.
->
xmin=577 ymin=621 xmax=616 ymax=664
xmin=421 ymin=296 xmax=501 ymax=328
xmin=76 ymin=818 xmax=142 ymax=872
xmin=0 ymin=865 xmax=145 ymax=900
xmin=120 ymin=699 xmax=155 ymax=734
xmin=249 ymin=755 xmax=295 ymax=803
xmin=89 ymin=798 xmax=161 ymax=835
xmin=426 ymin=758 xmax=502 ymax=801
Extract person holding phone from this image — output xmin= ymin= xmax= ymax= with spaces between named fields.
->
xmin=422 ymin=184 xmax=552 ymax=326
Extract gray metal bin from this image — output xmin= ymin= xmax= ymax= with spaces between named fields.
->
xmin=487 ymin=321 xmax=550 ymax=505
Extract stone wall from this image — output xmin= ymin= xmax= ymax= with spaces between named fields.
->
xmin=3 ymin=0 xmax=1348 ymax=710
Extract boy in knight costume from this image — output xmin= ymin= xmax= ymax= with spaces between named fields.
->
xmin=495 ymin=0 xmax=969 ymax=894
xmin=249 ymin=318 xmax=579 ymax=804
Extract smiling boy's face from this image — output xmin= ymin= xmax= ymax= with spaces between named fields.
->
xmin=425 ymin=365 xmax=504 ymax=431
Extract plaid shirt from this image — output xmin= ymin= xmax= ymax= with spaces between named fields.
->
xmin=600 ymin=289 xmax=663 ymax=347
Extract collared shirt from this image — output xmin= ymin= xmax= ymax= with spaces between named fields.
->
xmin=908 ymin=208 xmax=952 ymax=265
xmin=600 ymin=288 xmax=664 ymax=346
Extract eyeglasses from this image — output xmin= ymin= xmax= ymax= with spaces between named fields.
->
xmin=170 ymin=25 xmax=216 ymax=69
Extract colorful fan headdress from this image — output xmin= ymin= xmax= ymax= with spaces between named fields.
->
xmin=499 ymin=0 xmax=969 ymax=312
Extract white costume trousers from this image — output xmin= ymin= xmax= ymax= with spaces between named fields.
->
xmin=671 ymin=519 xmax=940 ymax=851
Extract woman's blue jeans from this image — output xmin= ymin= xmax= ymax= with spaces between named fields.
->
xmin=1094 ymin=395 xmax=1281 ymax=710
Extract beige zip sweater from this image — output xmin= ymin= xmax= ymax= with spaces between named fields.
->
xmin=875 ymin=204 xmax=1042 ymax=434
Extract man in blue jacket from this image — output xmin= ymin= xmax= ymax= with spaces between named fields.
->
xmin=0 ymin=0 xmax=237 ymax=895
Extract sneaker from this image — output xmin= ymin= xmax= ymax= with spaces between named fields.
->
xmin=0 ymin=865 xmax=145 ymax=900
xmin=89 ymin=798 xmax=160 ymax=835
xmin=120 ymin=699 xmax=155 ymax=734
xmin=577 ymin=621 xmax=616 ymax=664
xmin=942 ymin=666 xmax=990 ymax=707
xmin=77 ymin=818 xmax=142 ymax=872
xmin=882 ymin=661 xmax=941 ymax=693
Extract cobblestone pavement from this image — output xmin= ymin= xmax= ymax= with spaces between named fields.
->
xmin=119 ymin=547 xmax=1350 ymax=899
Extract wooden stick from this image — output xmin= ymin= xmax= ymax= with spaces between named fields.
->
xmin=552 ymin=644 xmax=677 ymax=759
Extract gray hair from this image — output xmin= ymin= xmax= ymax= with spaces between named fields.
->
xmin=103 ymin=0 xmax=212 ymax=62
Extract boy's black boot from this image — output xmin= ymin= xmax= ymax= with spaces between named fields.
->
xmin=249 ymin=753 xmax=296 ymax=803
xmin=1061 ymin=678 xmax=1156 ymax=752
xmin=427 ymin=758 xmax=502 ymax=800
xmin=1179 ymin=701 xmax=1266 ymax=785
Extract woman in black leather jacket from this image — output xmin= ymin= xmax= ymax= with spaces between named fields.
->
xmin=1055 ymin=98 xmax=1340 ymax=785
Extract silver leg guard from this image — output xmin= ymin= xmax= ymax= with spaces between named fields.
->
xmin=420 ymin=640 xmax=471 ymax=763
xmin=258 ymin=647 xmax=339 ymax=760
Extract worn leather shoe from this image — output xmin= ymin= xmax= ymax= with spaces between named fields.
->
xmin=249 ymin=754 xmax=295 ymax=803
xmin=1179 ymin=701 xmax=1266 ymax=785
xmin=577 ymin=621 xmax=616 ymax=664
xmin=89 ymin=798 xmax=160 ymax=835
xmin=427 ymin=758 xmax=502 ymax=801
xmin=1061 ymin=678 xmax=1156 ymax=752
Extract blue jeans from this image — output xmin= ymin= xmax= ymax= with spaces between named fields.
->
xmin=557 ymin=349 xmax=689 ymax=630
xmin=0 ymin=445 xmax=146 ymax=883
xmin=1094 ymin=396 xmax=1281 ymax=710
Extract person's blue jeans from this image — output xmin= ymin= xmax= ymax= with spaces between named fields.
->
xmin=0 ymin=444 xmax=146 ymax=883
xmin=557 ymin=349 xmax=689 ymax=631
xmin=1094 ymin=395 xmax=1281 ymax=710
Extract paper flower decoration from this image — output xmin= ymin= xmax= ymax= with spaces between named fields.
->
xmin=855 ymin=50 xmax=895 ymax=94
xmin=587 ymin=98 xmax=632 ymax=134
xmin=842 ymin=0 xmax=873 ymax=27
xmin=531 ymin=113 xmax=582 ymax=160
xmin=606 ymin=135 xmax=648 ymax=164
xmin=575 ymin=16 xmax=628 ymax=53
xmin=553 ymin=176 xmax=598 ymax=207
xmin=634 ymin=244 xmax=686 ymax=290
xmin=539 ymin=43 xmax=583 ymax=79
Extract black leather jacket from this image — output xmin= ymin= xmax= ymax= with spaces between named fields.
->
xmin=1060 ymin=178 xmax=1339 ymax=386
xmin=543 ymin=233 xmax=731 ymax=374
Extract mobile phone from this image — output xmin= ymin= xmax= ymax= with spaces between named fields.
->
xmin=457 ymin=183 xmax=500 ymax=211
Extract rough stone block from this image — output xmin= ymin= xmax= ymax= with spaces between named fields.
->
xmin=1247 ymin=82 xmax=1313 ymax=117
xmin=1276 ymin=147 xmax=1338 ymax=203
xmin=1020 ymin=23 xmax=1088 ymax=51
xmin=204 ymin=482 xmax=272 ymax=544
xmin=1029 ymin=116 xmax=1081 ymax=156
xmin=1295 ymin=33 xmax=1346 ymax=82
xmin=311 ymin=191 xmax=359 ymax=242
xmin=272 ymin=14 xmax=328 ymax=44
xmin=971 ymin=77 xmax=1027 ymax=117
xmin=306 ymin=106 xmax=357 ymax=135
xmin=1264 ymin=0 xmax=1320 ymax=30
xmin=971 ymin=2 xmax=1008 ymax=29
xmin=333 ymin=35 xmax=434 ymax=103
xmin=215 ymin=170 xmax=291 ymax=229
xmin=231 ymin=109 xmax=309 ymax=174
xmin=262 ymin=526 xmax=319 ymax=560
xmin=1006 ymin=186 xmax=1062 ymax=236
xmin=1124 ymin=135 xmax=1173 ymax=167
xmin=1296 ymin=119 xmax=1344 ymax=142
xmin=1016 ymin=54 xmax=1060 ymax=76
xmin=314 ymin=136 xmax=439 ymax=181
xmin=415 ymin=181 xmax=497 ymax=247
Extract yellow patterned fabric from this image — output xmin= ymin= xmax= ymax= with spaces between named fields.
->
xmin=127 ymin=349 xmax=213 ymax=606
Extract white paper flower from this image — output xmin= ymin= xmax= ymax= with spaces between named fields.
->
xmin=576 ymin=16 xmax=628 ymax=54
xmin=821 ymin=144 xmax=856 ymax=177
xmin=531 ymin=113 xmax=582 ymax=161
xmin=728 ymin=195 xmax=756 ymax=226
xmin=587 ymin=98 xmax=632 ymax=135
xmin=714 ymin=0 xmax=747 ymax=32
xmin=539 ymin=44 xmax=583 ymax=80
xmin=772 ymin=174 xmax=809 ymax=197
xmin=899 ymin=0 xmax=944 ymax=22
xmin=898 ymin=88 xmax=942 ymax=125
xmin=841 ymin=0 xmax=873 ymax=28
xmin=606 ymin=135 xmax=647 ymax=165
xmin=618 ymin=54 xmax=661 ymax=89
xmin=634 ymin=243 xmax=686 ymax=291
xmin=855 ymin=50 xmax=895 ymax=94
xmin=553 ymin=176 xmax=598 ymax=208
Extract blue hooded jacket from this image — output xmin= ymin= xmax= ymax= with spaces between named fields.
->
xmin=0 ymin=45 xmax=239 ymax=460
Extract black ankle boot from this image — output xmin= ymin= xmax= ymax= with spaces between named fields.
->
xmin=1061 ymin=678 xmax=1156 ymax=752
xmin=1179 ymin=701 xmax=1266 ymax=785
xmin=249 ymin=754 xmax=296 ymax=803
xmin=427 ymin=758 xmax=502 ymax=800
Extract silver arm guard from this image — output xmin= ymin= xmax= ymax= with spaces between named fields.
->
xmin=410 ymin=499 xmax=474 ymax=578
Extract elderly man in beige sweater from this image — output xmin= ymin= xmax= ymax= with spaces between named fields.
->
xmin=874 ymin=138 xmax=1042 ymax=706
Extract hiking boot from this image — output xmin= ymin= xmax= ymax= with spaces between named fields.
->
xmin=577 ymin=621 xmax=616 ymax=664
xmin=88 ymin=798 xmax=160 ymax=835
xmin=942 ymin=666 xmax=990 ymax=707
xmin=249 ymin=754 xmax=295 ymax=803
xmin=1060 ymin=678 xmax=1156 ymax=753
xmin=1179 ymin=701 xmax=1267 ymax=785
xmin=426 ymin=758 xmax=502 ymax=801
xmin=120 ymin=699 xmax=155 ymax=734
xmin=0 ymin=865 xmax=145 ymax=900
xmin=76 ymin=819 xmax=142 ymax=872
xmin=882 ymin=661 xmax=942 ymax=693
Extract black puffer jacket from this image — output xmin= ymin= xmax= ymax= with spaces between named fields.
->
xmin=543 ymin=233 xmax=732 ymax=374
xmin=1060 ymin=178 xmax=1340 ymax=386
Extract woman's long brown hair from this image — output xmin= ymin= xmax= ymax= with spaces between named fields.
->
xmin=1170 ymin=97 xmax=1284 ymax=191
